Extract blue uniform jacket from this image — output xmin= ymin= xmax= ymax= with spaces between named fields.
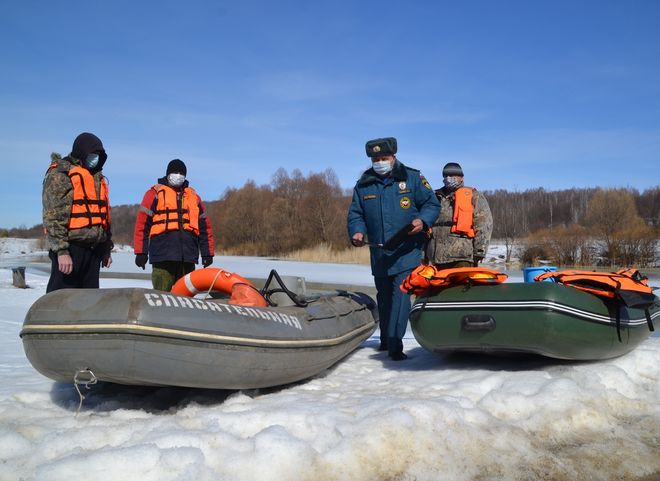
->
xmin=347 ymin=161 xmax=440 ymax=277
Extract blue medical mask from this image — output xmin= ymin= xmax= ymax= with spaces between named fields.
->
xmin=85 ymin=153 xmax=100 ymax=169
xmin=167 ymin=173 xmax=186 ymax=187
xmin=372 ymin=160 xmax=393 ymax=176
xmin=443 ymin=176 xmax=463 ymax=190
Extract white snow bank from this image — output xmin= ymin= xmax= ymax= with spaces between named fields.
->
xmin=0 ymin=266 xmax=658 ymax=481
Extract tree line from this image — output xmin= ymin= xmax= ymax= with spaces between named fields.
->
xmin=2 ymin=170 xmax=658 ymax=267
xmin=488 ymin=187 xmax=659 ymax=267
xmin=206 ymin=168 xmax=348 ymax=255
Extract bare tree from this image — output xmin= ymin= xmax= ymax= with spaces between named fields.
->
xmin=584 ymin=188 xmax=651 ymax=267
xmin=523 ymin=224 xmax=594 ymax=267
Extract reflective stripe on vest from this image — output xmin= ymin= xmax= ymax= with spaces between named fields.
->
xmin=451 ymin=186 xmax=475 ymax=238
xmin=150 ymin=185 xmax=200 ymax=237
xmin=67 ymin=166 xmax=110 ymax=230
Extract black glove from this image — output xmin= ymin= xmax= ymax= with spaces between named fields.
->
xmin=100 ymin=239 xmax=114 ymax=259
xmin=202 ymin=256 xmax=213 ymax=268
xmin=351 ymin=237 xmax=365 ymax=247
xmin=135 ymin=254 xmax=148 ymax=269
xmin=473 ymin=256 xmax=484 ymax=267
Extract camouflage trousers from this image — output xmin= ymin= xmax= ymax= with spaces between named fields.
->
xmin=434 ymin=261 xmax=474 ymax=269
xmin=151 ymin=261 xmax=195 ymax=291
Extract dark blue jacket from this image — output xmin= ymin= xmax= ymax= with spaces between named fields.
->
xmin=347 ymin=161 xmax=440 ymax=277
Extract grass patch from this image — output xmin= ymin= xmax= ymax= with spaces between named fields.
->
xmin=282 ymin=243 xmax=370 ymax=265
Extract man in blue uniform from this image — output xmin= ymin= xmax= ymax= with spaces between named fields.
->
xmin=347 ymin=137 xmax=440 ymax=360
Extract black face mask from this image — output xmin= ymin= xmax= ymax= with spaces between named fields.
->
xmin=443 ymin=176 xmax=463 ymax=190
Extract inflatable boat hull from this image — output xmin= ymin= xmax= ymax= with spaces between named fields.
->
xmin=410 ymin=282 xmax=658 ymax=360
xmin=21 ymin=288 xmax=377 ymax=389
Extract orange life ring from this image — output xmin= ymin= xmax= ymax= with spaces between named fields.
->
xmin=170 ymin=268 xmax=268 ymax=307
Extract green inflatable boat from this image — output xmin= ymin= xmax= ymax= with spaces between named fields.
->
xmin=409 ymin=281 xmax=659 ymax=361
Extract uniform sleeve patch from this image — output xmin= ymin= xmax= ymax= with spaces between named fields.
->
xmin=420 ymin=175 xmax=432 ymax=190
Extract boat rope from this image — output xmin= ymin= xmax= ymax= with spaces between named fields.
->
xmin=73 ymin=369 xmax=97 ymax=415
xmin=202 ymin=268 xmax=226 ymax=300
xmin=615 ymin=306 xmax=622 ymax=343
xmin=645 ymin=308 xmax=655 ymax=332
xmin=204 ymin=269 xmax=222 ymax=300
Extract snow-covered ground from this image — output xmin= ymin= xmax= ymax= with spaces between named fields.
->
xmin=0 ymin=239 xmax=658 ymax=481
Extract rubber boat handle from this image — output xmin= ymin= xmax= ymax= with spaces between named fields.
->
xmin=461 ymin=315 xmax=496 ymax=332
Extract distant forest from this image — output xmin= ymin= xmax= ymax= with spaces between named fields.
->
xmin=3 ymin=168 xmax=659 ymax=266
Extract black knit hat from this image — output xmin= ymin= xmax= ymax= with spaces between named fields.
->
xmin=442 ymin=162 xmax=464 ymax=177
xmin=166 ymin=159 xmax=187 ymax=176
xmin=365 ymin=137 xmax=397 ymax=158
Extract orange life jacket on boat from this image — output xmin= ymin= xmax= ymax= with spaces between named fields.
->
xmin=401 ymin=265 xmax=508 ymax=296
xmin=536 ymin=268 xmax=657 ymax=338
xmin=451 ymin=187 xmax=475 ymax=238
xmin=47 ymin=162 xmax=110 ymax=231
xmin=535 ymin=268 xmax=656 ymax=309
xmin=150 ymin=185 xmax=200 ymax=237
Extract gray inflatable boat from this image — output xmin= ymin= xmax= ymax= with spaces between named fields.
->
xmin=20 ymin=277 xmax=377 ymax=390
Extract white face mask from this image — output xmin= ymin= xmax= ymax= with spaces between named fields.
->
xmin=167 ymin=173 xmax=186 ymax=187
xmin=85 ymin=153 xmax=100 ymax=169
xmin=372 ymin=160 xmax=393 ymax=176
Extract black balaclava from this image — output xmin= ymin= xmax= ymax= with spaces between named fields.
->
xmin=71 ymin=132 xmax=107 ymax=170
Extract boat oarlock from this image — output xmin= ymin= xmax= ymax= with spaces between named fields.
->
xmin=401 ymin=265 xmax=508 ymax=296
xmin=171 ymin=268 xmax=268 ymax=307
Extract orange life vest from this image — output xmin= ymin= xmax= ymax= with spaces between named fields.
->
xmin=535 ymin=268 xmax=657 ymax=338
xmin=401 ymin=265 xmax=508 ymax=296
xmin=150 ymin=185 xmax=200 ymax=237
xmin=535 ymin=268 xmax=655 ymax=308
xmin=451 ymin=187 xmax=476 ymax=238
xmin=65 ymin=165 xmax=110 ymax=230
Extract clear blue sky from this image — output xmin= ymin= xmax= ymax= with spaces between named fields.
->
xmin=1 ymin=0 xmax=659 ymax=228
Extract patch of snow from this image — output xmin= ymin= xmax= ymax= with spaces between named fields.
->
xmin=0 ymin=235 xmax=657 ymax=480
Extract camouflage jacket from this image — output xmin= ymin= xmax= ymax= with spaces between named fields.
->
xmin=424 ymin=186 xmax=492 ymax=265
xmin=42 ymin=153 xmax=113 ymax=256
